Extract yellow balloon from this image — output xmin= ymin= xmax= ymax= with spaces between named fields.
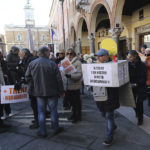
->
xmin=100 ymin=38 xmax=117 ymax=55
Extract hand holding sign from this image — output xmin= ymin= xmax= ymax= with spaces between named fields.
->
xmin=61 ymin=58 xmax=76 ymax=74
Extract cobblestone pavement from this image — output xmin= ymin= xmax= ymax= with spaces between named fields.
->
xmin=0 ymin=91 xmax=150 ymax=150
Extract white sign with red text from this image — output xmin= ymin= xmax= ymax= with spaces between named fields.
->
xmin=0 ymin=85 xmax=29 ymax=104
xmin=61 ymin=58 xmax=76 ymax=74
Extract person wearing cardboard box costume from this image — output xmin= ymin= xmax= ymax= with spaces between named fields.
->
xmin=94 ymin=49 xmax=120 ymax=146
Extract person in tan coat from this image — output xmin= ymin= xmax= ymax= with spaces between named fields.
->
xmin=63 ymin=48 xmax=82 ymax=123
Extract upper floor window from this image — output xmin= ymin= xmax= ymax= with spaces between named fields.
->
xmin=17 ymin=35 xmax=21 ymax=41
xmin=139 ymin=9 xmax=144 ymax=20
xmin=42 ymin=35 xmax=45 ymax=41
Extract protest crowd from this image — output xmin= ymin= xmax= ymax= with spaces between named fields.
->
xmin=0 ymin=44 xmax=150 ymax=146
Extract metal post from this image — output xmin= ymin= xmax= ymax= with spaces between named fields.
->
xmin=60 ymin=0 xmax=65 ymax=50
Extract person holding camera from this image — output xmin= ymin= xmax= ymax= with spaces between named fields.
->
xmin=17 ymin=48 xmax=38 ymax=129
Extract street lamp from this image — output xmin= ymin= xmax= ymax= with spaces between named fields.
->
xmin=59 ymin=0 xmax=65 ymax=49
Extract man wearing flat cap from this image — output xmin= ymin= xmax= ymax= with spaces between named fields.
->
xmin=93 ymin=48 xmax=120 ymax=146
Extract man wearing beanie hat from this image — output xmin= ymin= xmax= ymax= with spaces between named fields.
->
xmin=93 ymin=48 xmax=120 ymax=146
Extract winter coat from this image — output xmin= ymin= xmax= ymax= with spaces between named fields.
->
xmin=18 ymin=54 xmax=37 ymax=78
xmin=1 ymin=60 xmax=10 ymax=85
xmin=63 ymin=56 xmax=82 ymax=91
xmin=25 ymin=57 xmax=64 ymax=97
xmin=0 ymin=65 xmax=5 ymax=86
xmin=128 ymin=60 xmax=147 ymax=101
xmin=95 ymin=87 xmax=120 ymax=112
xmin=146 ymin=56 xmax=150 ymax=85
xmin=6 ymin=52 xmax=20 ymax=71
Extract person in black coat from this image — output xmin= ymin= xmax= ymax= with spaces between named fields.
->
xmin=0 ymin=52 xmax=12 ymax=119
xmin=128 ymin=50 xmax=147 ymax=125
xmin=6 ymin=46 xmax=20 ymax=84
xmin=18 ymin=48 xmax=38 ymax=129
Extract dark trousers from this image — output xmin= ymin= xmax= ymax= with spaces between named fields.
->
xmin=148 ymin=94 xmax=150 ymax=106
xmin=63 ymin=91 xmax=71 ymax=109
xmin=132 ymin=88 xmax=143 ymax=121
xmin=30 ymin=96 xmax=38 ymax=124
xmin=0 ymin=104 xmax=11 ymax=116
xmin=66 ymin=90 xmax=81 ymax=120
xmin=0 ymin=118 xmax=3 ymax=126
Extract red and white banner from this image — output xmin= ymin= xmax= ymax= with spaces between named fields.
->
xmin=0 ymin=85 xmax=29 ymax=104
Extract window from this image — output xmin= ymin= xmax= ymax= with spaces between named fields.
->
xmin=17 ymin=35 xmax=21 ymax=41
xmin=139 ymin=9 xmax=144 ymax=20
xmin=42 ymin=35 xmax=45 ymax=41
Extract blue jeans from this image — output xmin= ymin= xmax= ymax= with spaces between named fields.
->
xmin=105 ymin=111 xmax=116 ymax=139
xmin=37 ymin=97 xmax=59 ymax=134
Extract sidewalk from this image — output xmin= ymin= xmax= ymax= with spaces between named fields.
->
xmin=0 ymin=92 xmax=150 ymax=150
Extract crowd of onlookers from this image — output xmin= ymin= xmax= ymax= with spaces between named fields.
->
xmin=0 ymin=44 xmax=150 ymax=146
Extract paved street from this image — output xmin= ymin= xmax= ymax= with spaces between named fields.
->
xmin=0 ymin=91 xmax=150 ymax=150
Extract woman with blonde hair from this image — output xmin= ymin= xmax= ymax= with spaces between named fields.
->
xmin=63 ymin=48 xmax=82 ymax=123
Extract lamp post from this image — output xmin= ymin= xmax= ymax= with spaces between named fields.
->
xmin=59 ymin=0 xmax=65 ymax=49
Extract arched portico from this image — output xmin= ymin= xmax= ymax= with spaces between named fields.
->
xmin=76 ymin=17 xmax=90 ymax=54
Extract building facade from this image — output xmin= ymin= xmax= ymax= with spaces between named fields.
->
xmin=5 ymin=0 xmax=50 ymax=53
xmin=49 ymin=0 xmax=150 ymax=57
xmin=5 ymin=25 xmax=50 ymax=52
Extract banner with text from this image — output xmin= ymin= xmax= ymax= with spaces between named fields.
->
xmin=82 ymin=61 xmax=129 ymax=87
xmin=0 ymin=85 xmax=29 ymax=104
xmin=82 ymin=64 xmax=113 ymax=87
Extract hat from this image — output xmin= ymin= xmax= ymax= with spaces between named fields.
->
xmin=95 ymin=48 xmax=109 ymax=56
xmin=145 ymin=48 xmax=150 ymax=52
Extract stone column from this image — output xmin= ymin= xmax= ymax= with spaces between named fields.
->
xmin=109 ymin=28 xmax=122 ymax=59
xmin=76 ymin=38 xmax=82 ymax=54
xmin=126 ymin=38 xmax=132 ymax=51
xmin=89 ymin=33 xmax=95 ymax=54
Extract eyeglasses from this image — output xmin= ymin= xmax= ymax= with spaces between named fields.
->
xmin=66 ymin=53 xmax=73 ymax=56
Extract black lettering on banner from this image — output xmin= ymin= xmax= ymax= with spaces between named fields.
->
xmin=90 ymin=80 xmax=109 ymax=84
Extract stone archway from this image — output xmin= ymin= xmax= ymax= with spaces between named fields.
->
xmin=90 ymin=0 xmax=112 ymax=33
xmin=112 ymin=0 xmax=125 ymax=28
xmin=89 ymin=2 xmax=111 ymax=53
xmin=76 ymin=17 xmax=90 ymax=54
xmin=70 ymin=26 xmax=77 ymax=52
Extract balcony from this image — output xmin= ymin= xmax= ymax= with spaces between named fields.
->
xmin=75 ymin=0 xmax=90 ymax=13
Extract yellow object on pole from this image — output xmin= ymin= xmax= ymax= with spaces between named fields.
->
xmin=100 ymin=38 xmax=117 ymax=56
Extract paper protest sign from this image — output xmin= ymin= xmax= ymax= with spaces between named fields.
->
xmin=61 ymin=58 xmax=76 ymax=74
xmin=0 ymin=85 xmax=29 ymax=104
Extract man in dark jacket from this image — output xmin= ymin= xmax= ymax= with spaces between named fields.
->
xmin=6 ymin=46 xmax=20 ymax=84
xmin=128 ymin=50 xmax=147 ymax=125
xmin=25 ymin=46 xmax=65 ymax=137
xmin=93 ymin=49 xmax=120 ymax=146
